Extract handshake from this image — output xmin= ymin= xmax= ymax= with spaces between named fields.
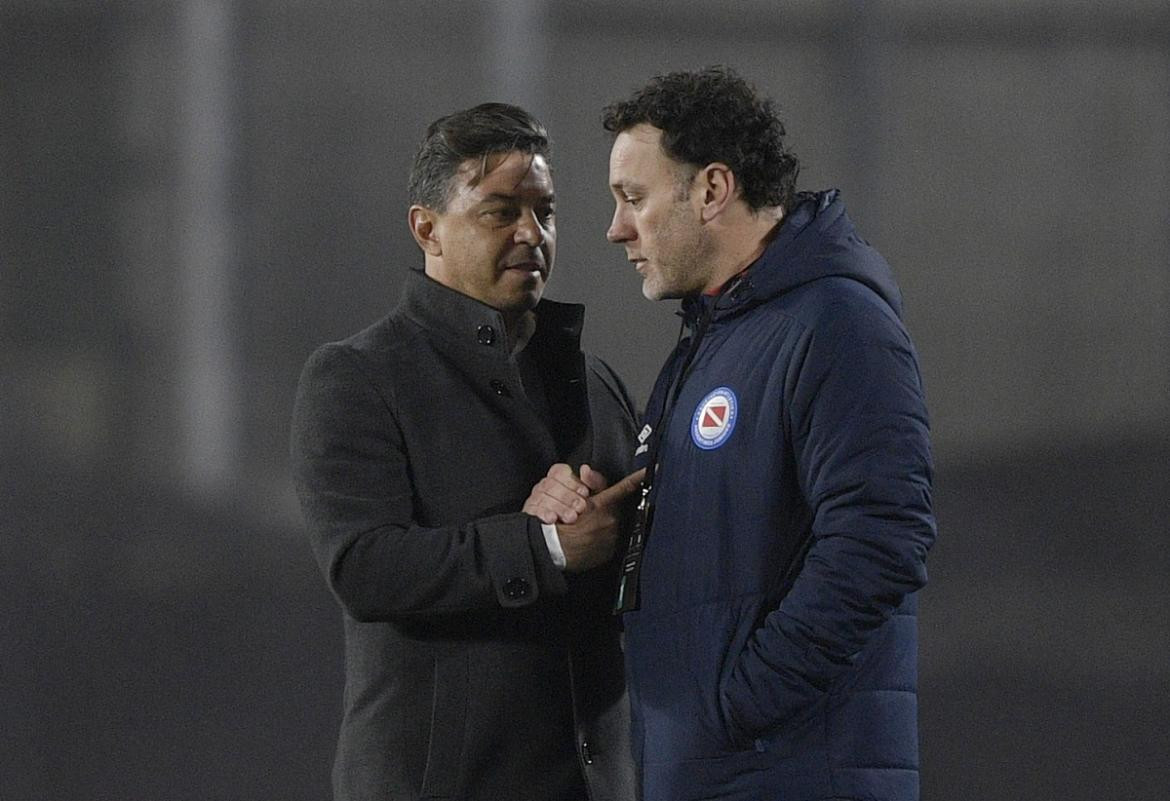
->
xmin=523 ymin=464 xmax=646 ymax=573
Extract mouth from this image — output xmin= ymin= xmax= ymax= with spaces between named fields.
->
xmin=502 ymin=260 xmax=547 ymax=279
xmin=629 ymin=257 xmax=647 ymax=273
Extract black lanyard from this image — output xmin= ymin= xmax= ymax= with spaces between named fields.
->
xmin=614 ymin=281 xmax=737 ymax=614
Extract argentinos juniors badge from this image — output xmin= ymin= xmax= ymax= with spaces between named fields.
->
xmin=690 ymin=386 xmax=738 ymax=450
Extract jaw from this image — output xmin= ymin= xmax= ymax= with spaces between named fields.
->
xmin=500 ymin=267 xmax=546 ymax=298
xmin=637 ymin=263 xmax=661 ymax=301
xmin=639 ymin=262 xmax=687 ymax=302
xmin=641 ymin=274 xmax=672 ymax=302
xmin=497 ymin=271 xmax=546 ymax=314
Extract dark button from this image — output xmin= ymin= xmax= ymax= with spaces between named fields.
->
xmin=490 ymin=379 xmax=510 ymax=397
xmin=503 ymin=577 xmax=530 ymax=600
xmin=476 ymin=324 xmax=496 ymax=345
xmin=581 ymin=740 xmax=593 ymax=765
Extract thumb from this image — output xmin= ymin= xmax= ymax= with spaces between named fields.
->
xmin=596 ymin=467 xmax=646 ymax=506
xmin=579 ymin=464 xmax=609 ymax=494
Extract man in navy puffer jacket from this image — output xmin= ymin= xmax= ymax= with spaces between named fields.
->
xmin=534 ymin=66 xmax=936 ymax=801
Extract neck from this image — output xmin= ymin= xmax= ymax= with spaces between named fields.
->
xmin=505 ymin=309 xmax=537 ymax=354
xmin=701 ymin=208 xmax=783 ymax=293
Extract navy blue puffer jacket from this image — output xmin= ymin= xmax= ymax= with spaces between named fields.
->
xmin=624 ymin=190 xmax=936 ymax=801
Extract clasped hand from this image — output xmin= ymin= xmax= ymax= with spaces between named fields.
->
xmin=523 ymin=464 xmax=645 ymax=572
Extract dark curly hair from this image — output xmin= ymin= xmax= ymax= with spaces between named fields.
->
xmin=602 ymin=66 xmax=799 ymax=212
xmin=409 ymin=102 xmax=550 ymax=211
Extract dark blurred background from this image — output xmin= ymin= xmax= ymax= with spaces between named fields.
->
xmin=2 ymin=1 xmax=1168 ymax=799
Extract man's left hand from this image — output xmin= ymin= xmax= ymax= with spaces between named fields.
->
xmin=523 ymin=463 xmax=608 ymax=524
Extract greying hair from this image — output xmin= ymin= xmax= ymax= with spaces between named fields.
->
xmin=408 ymin=102 xmax=551 ymax=211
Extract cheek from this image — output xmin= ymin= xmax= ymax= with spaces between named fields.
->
xmin=645 ymin=208 xmax=668 ymax=239
xmin=479 ymin=231 xmax=510 ymax=260
xmin=448 ymin=227 xmax=480 ymax=256
xmin=639 ymin=218 xmax=658 ymax=249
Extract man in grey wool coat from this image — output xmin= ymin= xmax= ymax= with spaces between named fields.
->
xmin=290 ymin=103 xmax=643 ymax=801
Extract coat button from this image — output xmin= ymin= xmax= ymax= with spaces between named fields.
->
xmin=490 ymin=379 xmax=510 ymax=397
xmin=476 ymin=324 xmax=496 ymax=345
xmin=503 ymin=577 xmax=530 ymax=599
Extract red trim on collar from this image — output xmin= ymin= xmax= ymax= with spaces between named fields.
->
xmin=703 ymin=268 xmax=750 ymax=297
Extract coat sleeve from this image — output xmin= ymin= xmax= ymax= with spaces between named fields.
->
xmin=720 ymin=300 xmax=936 ymax=740
xmin=289 ymin=343 xmax=567 ymax=623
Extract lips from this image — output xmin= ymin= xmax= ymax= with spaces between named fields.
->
xmin=502 ymin=260 xmax=547 ymax=278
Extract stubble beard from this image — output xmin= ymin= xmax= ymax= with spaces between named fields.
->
xmin=643 ymin=208 xmax=715 ymax=301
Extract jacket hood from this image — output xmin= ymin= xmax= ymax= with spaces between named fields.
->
xmin=683 ymin=189 xmax=903 ymax=324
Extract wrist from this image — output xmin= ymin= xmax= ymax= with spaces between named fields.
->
xmin=540 ymin=522 xmax=567 ymax=570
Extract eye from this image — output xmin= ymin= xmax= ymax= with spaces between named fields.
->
xmin=536 ymin=204 xmax=556 ymax=224
xmin=624 ymin=195 xmax=642 ymax=208
xmin=484 ymin=206 xmax=520 ymax=223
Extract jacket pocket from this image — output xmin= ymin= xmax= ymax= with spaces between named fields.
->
xmin=419 ymin=650 xmax=469 ymax=798
xmin=629 ymin=599 xmax=760 ymax=763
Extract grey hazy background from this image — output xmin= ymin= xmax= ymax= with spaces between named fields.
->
xmin=3 ymin=1 xmax=1168 ymax=798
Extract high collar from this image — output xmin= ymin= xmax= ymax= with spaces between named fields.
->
xmin=679 ymin=189 xmax=903 ymax=329
xmin=678 ymin=271 xmax=752 ymax=328
xmin=396 ymin=269 xmax=585 ymax=357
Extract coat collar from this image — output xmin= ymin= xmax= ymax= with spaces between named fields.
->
xmin=397 ymin=269 xmax=584 ymax=357
xmin=677 ymin=189 xmax=902 ymax=329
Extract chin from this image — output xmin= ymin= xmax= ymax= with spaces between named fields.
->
xmin=641 ymin=278 xmax=674 ymax=302
xmin=505 ymin=291 xmax=543 ymax=314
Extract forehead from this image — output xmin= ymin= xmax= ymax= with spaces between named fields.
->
xmin=452 ymin=151 xmax=554 ymax=201
xmin=609 ymin=124 xmax=678 ymax=186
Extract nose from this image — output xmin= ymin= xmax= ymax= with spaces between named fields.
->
xmin=607 ymin=205 xmax=633 ymax=244
xmin=515 ymin=210 xmax=544 ymax=247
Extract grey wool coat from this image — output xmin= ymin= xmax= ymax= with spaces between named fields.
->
xmin=290 ymin=270 xmax=639 ymax=801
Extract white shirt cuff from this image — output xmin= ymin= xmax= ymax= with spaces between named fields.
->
xmin=541 ymin=523 xmax=567 ymax=570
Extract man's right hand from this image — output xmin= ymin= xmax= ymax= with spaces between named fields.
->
xmin=524 ymin=464 xmax=646 ymax=572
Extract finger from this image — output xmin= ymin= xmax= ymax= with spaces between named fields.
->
xmin=546 ymin=475 xmax=591 ymax=499
xmin=579 ymin=464 xmax=609 ymax=494
xmin=596 ymin=467 xmax=646 ymax=505
xmin=523 ymin=493 xmax=565 ymax=525
xmin=547 ymin=463 xmax=591 ymax=497
xmin=530 ymin=490 xmax=583 ymax=523
xmin=528 ymin=502 xmax=578 ymax=525
xmin=536 ymin=477 xmax=590 ymax=511
xmin=524 ymin=503 xmax=559 ymax=525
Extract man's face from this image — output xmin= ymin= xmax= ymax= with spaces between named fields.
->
xmin=426 ymin=151 xmax=556 ymax=317
xmin=607 ymin=124 xmax=713 ymax=300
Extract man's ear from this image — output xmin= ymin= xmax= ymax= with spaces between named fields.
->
xmin=408 ymin=205 xmax=442 ymax=256
xmin=696 ymin=163 xmax=736 ymax=223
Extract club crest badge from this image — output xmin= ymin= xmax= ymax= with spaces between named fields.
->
xmin=690 ymin=386 xmax=738 ymax=450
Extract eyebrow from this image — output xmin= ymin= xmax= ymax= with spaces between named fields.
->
xmin=611 ymin=181 xmax=644 ymax=194
xmin=479 ymin=192 xmax=556 ymax=203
